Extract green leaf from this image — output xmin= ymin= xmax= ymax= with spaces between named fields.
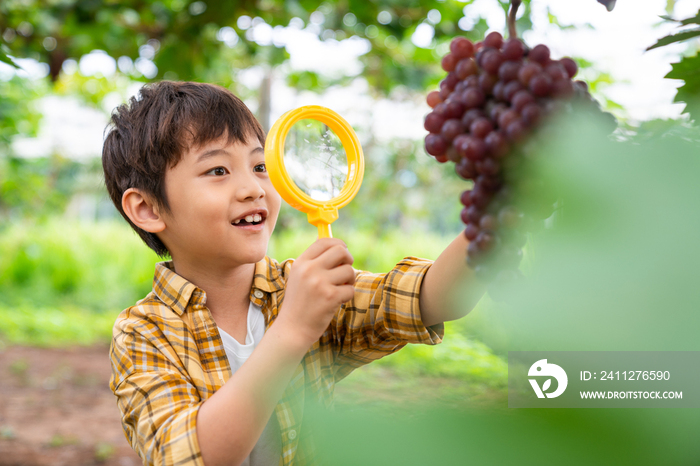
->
xmin=659 ymin=8 xmax=700 ymax=25
xmin=678 ymin=9 xmax=700 ymax=25
xmin=646 ymin=27 xmax=700 ymax=50
xmin=0 ymin=46 xmax=19 ymax=69
xmin=665 ymin=54 xmax=700 ymax=122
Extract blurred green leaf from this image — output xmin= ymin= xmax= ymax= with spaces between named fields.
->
xmin=0 ymin=45 xmax=19 ymax=68
xmin=646 ymin=27 xmax=700 ymax=50
xmin=659 ymin=8 xmax=700 ymax=25
xmin=665 ymin=53 xmax=700 ymax=122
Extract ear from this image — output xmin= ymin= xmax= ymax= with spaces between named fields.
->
xmin=121 ymin=188 xmax=166 ymax=233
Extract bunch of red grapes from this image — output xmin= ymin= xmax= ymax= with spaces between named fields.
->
xmin=424 ymin=31 xmax=611 ymax=285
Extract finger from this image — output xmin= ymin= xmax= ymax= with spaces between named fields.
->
xmin=325 ymin=264 xmax=356 ymax=286
xmin=315 ymin=244 xmax=354 ymax=270
xmin=337 ymin=284 xmax=356 ymax=304
xmin=299 ymin=238 xmax=348 ymax=261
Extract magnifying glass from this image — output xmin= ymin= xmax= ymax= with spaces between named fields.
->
xmin=264 ymin=105 xmax=365 ymax=238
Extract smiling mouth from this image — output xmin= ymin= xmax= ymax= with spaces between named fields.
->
xmin=232 ymin=213 xmax=266 ymax=226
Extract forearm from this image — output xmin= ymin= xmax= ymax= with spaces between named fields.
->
xmin=196 ymin=316 xmax=310 ymax=466
xmin=419 ymin=233 xmax=486 ymax=327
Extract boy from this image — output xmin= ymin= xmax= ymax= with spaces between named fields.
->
xmin=104 ymin=81 xmax=483 ymax=466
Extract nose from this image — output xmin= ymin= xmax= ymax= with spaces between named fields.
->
xmin=235 ymin=171 xmax=265 ymax=201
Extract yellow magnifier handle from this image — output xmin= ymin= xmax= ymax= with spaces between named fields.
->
xmin=265 ymin=106 xmax=364 ymax=238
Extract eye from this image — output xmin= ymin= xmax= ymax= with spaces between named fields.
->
xmin=254 ymin=163 xmax=267 ymax=173
xmin=206 ymin=167 xmax=228 ymax=176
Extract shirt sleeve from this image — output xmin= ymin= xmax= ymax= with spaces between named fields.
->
xmin=329 ymin=256 xmax=445 ymax=382
xmin=109 ymin=313 xmax=205 ymax=466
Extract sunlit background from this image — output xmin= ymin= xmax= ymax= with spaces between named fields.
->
xmin=1 ymin=0 xmax=700 ymax=464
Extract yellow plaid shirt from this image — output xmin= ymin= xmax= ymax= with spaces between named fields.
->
xmin=109 ymin=255 xmax=445 ymax=466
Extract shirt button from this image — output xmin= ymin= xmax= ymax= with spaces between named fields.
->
xmin=288 ymin=429 xmax=297 ymax=440
xmin=253 ymin=289 xmax=264 ymax=299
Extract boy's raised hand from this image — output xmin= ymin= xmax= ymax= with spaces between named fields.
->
xmin=278 ymin=238 xmax=355 ymax=348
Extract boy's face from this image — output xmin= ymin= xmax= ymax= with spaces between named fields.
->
xmin=158 ymin=133 xmax=281 ymax=269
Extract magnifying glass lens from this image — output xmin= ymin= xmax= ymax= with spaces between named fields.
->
xmin=284 ymin=119 xmax=349 ymax=202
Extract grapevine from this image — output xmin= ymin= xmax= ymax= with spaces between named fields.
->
xmin=424 ymin=0 xmax=616 ymax=289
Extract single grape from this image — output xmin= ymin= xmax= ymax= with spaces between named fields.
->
xmin=476 ymin=46 xmax=498 ymax=69
xmin=460 ymin=88 xmax=486 ymax=108
xmin=544 ymin=62 xmax=568 ymax=81
xmin=451 ymin=37 xmax=475 ymax=59
xmin=478 ymin=73 xmax=498 ymax=94
xmin=426 ymin=91 xmax=442 ymax=108
xmin=433 ymin=102 xmax=448 ymax=117
xmin=425 ymin=133 xmax=447 ymax=156
xmin=503 ymin=81 xmax=524 ymax=102
xmin=560 ymin=57 xmax=578 ymax=78
xmin=520 ymin=103 xmax=542 ymax=126
xmin=455 ymin=157 xmax=477 ymax=180
xmin=498 ymin=60 xmax=522 ymax=83
xmin=492 ymin=81 xmax=506 ymax=101
xmin=435 ymin=154 xmax=449 ymax=163
xmin=476 ymin=157 xmax=501 ymax=176
xmin=443 ymin=72 xmax=460 ymax=90
xmin=441 ymin=53 xmax=457 ymax=72
xmin=505 ymin=119 xmax=527 ymax=142
xmin=470 ymin=184 xmax=491 ymax=208
xmin=476 ymin=231 xmax=496 ymax=251
xmin=502 ymin=38 xmax=525 ymax=60
xmin=488 ymin=102 xmax=508 ymax=122
xmin=479 ymin=213 xmax=498 ymax=231
xmin=464 ymin=223 xmax=480 ymax=241
xmin=455 ymin=58 xmax=478 ymax=80
xmin=470 ymin=117 xmax=494 ymax=139
xmin=454 ymin=80 xmax=469 ymax=94
xmin=439 ymin=86 xmax=452 ymax=101
xmin=528 ymin=44 xmax=550 ymax=64
xmin=518 ymin=62 xmax=543 ymax=86
xmin=466 ymin=205 xmax=483 ymax=224
xmin=484 ymin=130 xmax=509 ymax=159
xmin=461 ymin=136 xmax=487 ymax=161
xmin=424 ymin=112 xmax=445 ymax=133
xmin=442 ymin=100 xmax=465 ymax=119
xmin=481 ymin=50 xmax=505 ymax=75
xmin=441 ymin=118 xmax=465 ymax=141
xmin=552 ymin=79 xmax=574 ymax=99
xmin=497 ymin=109 xmax=519 ymax=129
xmin=529 ymin=73 xmax=553 ymax=97
xmin=484 ymin=31 xmax=504 ymax=49
xmin=464 ymin=75 xmax=480 ymax=88
xmin=511 ymin=90 xmax=535 ymax=112
xmin=477 ymin=174 xmax=503 ymax=192
xmin=461 ymin=108 xmax=486 ymax=129
xmin=460 ymin=190 xmax=473 ymax=207
xmin=467 ymin=240 xmax=482 ymax=263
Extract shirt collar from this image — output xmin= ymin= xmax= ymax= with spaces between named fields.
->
xmin=152 ymin=257 xmax=284 ymax=315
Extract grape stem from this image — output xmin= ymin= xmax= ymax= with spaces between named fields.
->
xmin=508 ymin=0 xmax=521 ymax=39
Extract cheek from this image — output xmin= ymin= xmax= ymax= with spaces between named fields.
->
xmin=265 ymin=183 xmax=282 ymax=222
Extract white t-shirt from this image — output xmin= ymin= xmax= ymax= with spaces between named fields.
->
xmin=217 ymin=301 xmax=282 ymax=466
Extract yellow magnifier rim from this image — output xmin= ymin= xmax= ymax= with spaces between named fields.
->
xmin=265 ymin=105 xmax=365 ymax=238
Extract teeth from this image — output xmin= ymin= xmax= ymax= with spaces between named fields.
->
xmin=233 ymin=213 xmax=264 ymax=225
